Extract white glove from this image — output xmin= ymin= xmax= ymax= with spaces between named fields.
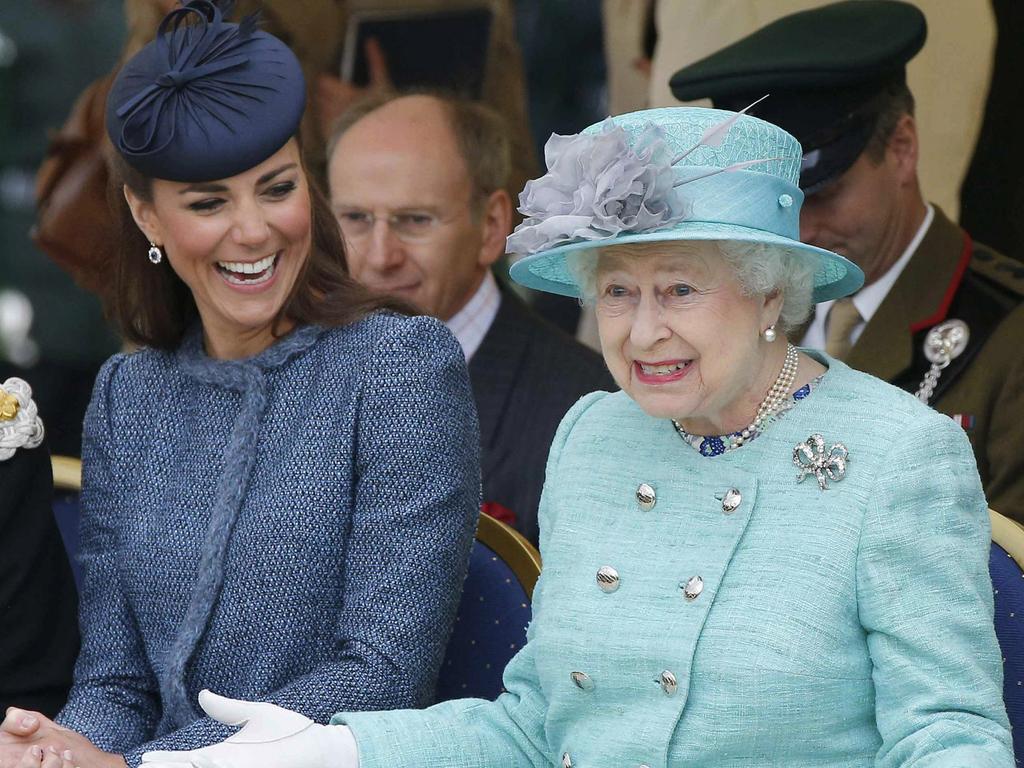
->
xmin=140 ymin=690 xmax=359 ymax=768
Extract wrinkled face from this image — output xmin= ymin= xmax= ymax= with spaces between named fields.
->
xmin=594 ymin=243 xmax=778 ymax=429
xmin=126 ymin=140 xmax=312 ymax=355
xmin=327 ymin=97 xmax=493 ymax=321
xmin=799 ymin=148 xmax=904 ymax=285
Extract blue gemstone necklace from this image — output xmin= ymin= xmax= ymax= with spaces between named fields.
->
xmin=672 ymin=344 xmax=812 ymax=456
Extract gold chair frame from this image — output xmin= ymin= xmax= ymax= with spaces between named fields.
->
xmin=476 ymin=512 xmax=542 ymax=600
xmin=51 ymin=455 xmax=82 ymax=493
xmin=990 ymin=508 xmax=1024 ymax=570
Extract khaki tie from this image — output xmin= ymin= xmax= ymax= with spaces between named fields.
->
xmin=825 ymin=297 xmax=862 ymax=360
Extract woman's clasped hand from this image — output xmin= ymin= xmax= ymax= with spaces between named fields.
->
xmin=0 ymin=709 xmax=125 ymax=768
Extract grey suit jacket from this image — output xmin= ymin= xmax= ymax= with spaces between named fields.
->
xmin=469 ymin=290 xmax=614 ymax=544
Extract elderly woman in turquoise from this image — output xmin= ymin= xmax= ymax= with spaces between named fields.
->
xmin=134 ymin=107 xmax=1011 ymax=767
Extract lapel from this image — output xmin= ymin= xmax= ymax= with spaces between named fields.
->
xmin=845 ymin=206 xmax=970 ymax=381
xmin=468 ymin=288 xmax=533 ymax=456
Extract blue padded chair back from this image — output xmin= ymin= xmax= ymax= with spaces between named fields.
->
xmin=989 ymin=509 xmax=1024 ymax=762
xmin=51 ymin=456 xmax=83 ymax=590
xmin=435 ymin=513 xmax=540 ymax=702
xmin=52 ymin=492 xmax=82 ymax=590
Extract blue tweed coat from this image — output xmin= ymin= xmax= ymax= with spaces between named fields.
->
xmin=338 ymin=356 xmax=1013 ymax=767
xmin=57 ymin=314 xmax=480 ymax=767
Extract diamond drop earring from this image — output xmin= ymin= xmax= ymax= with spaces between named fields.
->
xmin=147 ymin=242 xmax=163 ymax=264
xmin=763 ymin=324 xmax=777 ymax=343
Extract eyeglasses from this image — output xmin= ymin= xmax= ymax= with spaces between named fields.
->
xmin=334 ymin=208 xmax=458 ymax=243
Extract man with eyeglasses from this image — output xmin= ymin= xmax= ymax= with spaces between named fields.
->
xmin=326 ymin=92 xmax=613 ymax=545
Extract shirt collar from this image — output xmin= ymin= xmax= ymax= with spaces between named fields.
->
xmin=850 ymin=204 xmax=934 ymax=324
xmin=444 ymin=270 xmax=501 ymax=361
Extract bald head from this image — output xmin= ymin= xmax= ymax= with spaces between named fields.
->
xmin=326 ymin=93 xmax=513 ymax=322
xmin=334 ymin=94 xmax=466 ymax=163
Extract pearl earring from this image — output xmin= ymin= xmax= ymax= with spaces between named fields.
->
xmin=763 ymin=324 xmax=777 ymax=343
xmin=147 ymin=242 xmax=163 ymax=264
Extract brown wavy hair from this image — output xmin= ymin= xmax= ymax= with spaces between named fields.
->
xmin=107 ymin=142 xmax=410 ymax=350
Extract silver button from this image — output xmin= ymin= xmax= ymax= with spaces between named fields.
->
xmin=658 ymin=670 xmax=678 ymax=695
xmin=570 ymin=671 xmax=595 ymax=691
xmin=722 ymin=488 xmax=742 ymax=514
xmin=562 ymin=752 xmax=573 ymax=768
xmin=597 ymin=566 xmax=620 ymax=593
xmin=681 ymin=575 xmax=704 ymax=601
xmin=636 ymin=483 xmax=656 ymax=511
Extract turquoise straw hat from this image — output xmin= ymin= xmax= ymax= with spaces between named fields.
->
xmin=507 ymin=106 xmax=863 ymax=303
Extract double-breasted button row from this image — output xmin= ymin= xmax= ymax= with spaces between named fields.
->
xmin=595 ymin=566 xmax=705 ymax=602
xmin=635 ymin=483 xmax=743 ymax=515
xmin=570 ymin=667 xmax=680 ymax=696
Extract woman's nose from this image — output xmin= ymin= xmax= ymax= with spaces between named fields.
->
xmin=231 ymin=198 xmax=271 ymax=246
xmin=629 ymin=294 xmax=671 ymax=349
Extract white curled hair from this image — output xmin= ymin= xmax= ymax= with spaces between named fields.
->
xmin=567 ymin=241 xmax=817 ymax=336
xmin=0 ymin=378 xmax=45 ymax=461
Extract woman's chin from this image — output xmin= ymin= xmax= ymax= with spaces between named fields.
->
xmin=628 ymin=387 xmax=699 ymax=421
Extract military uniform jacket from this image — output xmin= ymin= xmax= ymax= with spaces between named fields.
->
xmin=845 ymin=206 xmax=1024 ymax=520
xmin=339 ymin=357 xmax=1012 ymax=767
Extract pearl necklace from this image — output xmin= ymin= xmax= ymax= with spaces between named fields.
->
xmin=672 ymin=343 xmax=799 ymax=451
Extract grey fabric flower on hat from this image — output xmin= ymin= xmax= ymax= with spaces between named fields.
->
xmin=506 ymin=121 xmax=689 ymax=257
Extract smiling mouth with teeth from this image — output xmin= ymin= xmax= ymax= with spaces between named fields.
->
xmin=639 ymin=361 xmax=691 ymax=376
xmin=216 ymin=252 xmax=280 ymax=286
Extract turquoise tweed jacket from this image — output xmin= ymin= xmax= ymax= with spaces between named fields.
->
xmin=338 ymin=356 xmax=1013 ymax=767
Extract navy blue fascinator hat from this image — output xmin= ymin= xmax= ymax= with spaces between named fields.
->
xmin=106 ymin=0 xmax=305 ymax=182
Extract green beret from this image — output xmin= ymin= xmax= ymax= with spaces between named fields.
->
xmin=669 ymin=0 xmax=926 ymax=192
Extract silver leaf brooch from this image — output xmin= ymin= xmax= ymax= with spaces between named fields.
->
xmin=793 ymin=434 xmax=849 ymax=491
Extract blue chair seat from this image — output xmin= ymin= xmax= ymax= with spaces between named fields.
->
xmin=990 ymin=509 xmax=1024 ymax=763
xmin=435 ymin=513 xmax=540 ymax=702
xmin=50 ymin=456 xmax=83 ymax=590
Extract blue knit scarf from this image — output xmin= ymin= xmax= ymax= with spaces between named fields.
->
xmin=160 ymin=324 xmax=323 ymax=725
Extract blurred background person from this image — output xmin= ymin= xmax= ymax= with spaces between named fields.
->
xmin=326 ymin=91 xmax=613 ymax=544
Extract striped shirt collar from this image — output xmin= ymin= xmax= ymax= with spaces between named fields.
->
xmin=444 ymin=270 xmax=502 ymax=361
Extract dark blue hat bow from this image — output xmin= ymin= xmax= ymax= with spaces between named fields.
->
xmin=107 ymin=0 xmax=305 ymax=182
